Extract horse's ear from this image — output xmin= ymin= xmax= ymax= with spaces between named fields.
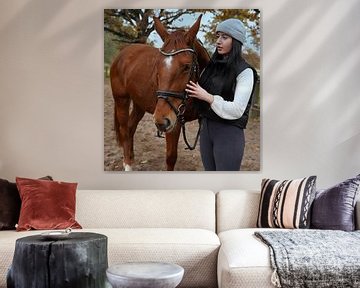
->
xmin=153 ymin=16 xmax=169 ymax=41
xmin=185 ymin=14 xmax=202 ymax=44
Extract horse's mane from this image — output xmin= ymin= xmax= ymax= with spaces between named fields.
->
xmin=193 ymin=39 xmax=210 ymax=73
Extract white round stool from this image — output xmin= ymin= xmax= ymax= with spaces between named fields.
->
xmin=106 ymin=262 xmax=184 ymax=288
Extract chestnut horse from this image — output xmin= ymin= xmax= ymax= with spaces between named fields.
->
xmin=110 ymin=16 xmax=210 ymax=171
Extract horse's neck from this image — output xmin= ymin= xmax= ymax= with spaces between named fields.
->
xmin=184 ymin=98 xmax=199 ymax=122
xmin=183 ymin=41 xmax=210 ymax=121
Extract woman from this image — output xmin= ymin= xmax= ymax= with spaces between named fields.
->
xmin=185 ymin=18 xmax=257 ymax=171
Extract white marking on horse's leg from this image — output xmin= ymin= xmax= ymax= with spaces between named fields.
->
xmin=164 ymin=56 xmax=173 ymax=69
xmin=123 ymin=162 xmax=132 ymax=171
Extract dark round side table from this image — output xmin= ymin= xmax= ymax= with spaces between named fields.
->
xmin=7 ymin=232 xmax=108 ymax=288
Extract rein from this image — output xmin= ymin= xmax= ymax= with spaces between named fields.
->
xmin=156 ymin=47 xmax=201 ymax=150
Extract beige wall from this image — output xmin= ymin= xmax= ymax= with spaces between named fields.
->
xmin=1 ymin=0 xmax=359 ymax=190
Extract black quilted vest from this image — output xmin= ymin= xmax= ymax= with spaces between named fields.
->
xmin=197 ymin=59 xmax=257 ymax=129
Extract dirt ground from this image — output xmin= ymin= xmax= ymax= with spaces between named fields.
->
xmin=104 ymin=79 xmax=260 ymax=171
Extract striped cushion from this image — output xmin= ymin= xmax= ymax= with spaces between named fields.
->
xmin=257 ymin=176 xmax=316 ymax=229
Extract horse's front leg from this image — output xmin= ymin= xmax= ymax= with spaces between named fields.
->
xmin=165 ymin=124 xmax=181 ymax=171
xmin=128 ymin=103 xmax=145 ymax=163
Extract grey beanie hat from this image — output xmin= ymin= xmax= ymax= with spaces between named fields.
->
xmin=216 ymin=18 xmax=246 ymax=44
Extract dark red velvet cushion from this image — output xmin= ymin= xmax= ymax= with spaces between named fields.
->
xmin=0 ymin=176 xmax=53 ymax=230
xmin=16 ymin=177 xmax=82 ymax=231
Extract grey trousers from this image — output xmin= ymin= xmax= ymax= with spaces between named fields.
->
xmin=200 ymin=118 xmax=245 ymax=171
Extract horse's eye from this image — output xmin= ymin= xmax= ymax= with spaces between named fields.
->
xmin=183 ymin=64 xmax=191 ymax=72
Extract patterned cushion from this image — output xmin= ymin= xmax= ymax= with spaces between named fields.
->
xmin=257 ymin=176 xmax=316 ymax=229
xmin=311 ymin=174 xmax=360 ymax=231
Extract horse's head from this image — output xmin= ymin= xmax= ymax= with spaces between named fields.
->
xmin=153 ymin=15 xmax=202 ymax=133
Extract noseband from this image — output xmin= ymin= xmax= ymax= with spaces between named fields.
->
xmin=155 ymin=47 xmax=201 ymax=150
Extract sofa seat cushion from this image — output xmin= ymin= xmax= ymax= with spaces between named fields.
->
xmin=218 ymin=228 xmax=282 ymax=288
xmin=0 ymin=228 xmax=219 ymax=288
xmin=95 ymin=228 xmax=219 ymax=288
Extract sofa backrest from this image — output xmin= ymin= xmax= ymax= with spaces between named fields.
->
xmin=216 ymin=190 xmax=260 ymax=233
xmin=217 ymin=190 xmax=360 ymax=232
xmin=76 ymin=190 xmax=216 ymax=231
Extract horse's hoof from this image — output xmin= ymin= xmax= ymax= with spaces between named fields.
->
xmin=123 ymin=163 xmax=133 ymax=171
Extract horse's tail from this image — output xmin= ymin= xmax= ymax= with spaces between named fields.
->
xmin=113 ymin=104 xmax=122 ymax=146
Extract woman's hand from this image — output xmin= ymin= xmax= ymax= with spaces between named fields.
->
xmin=185 ymin=81 xmax=214 ymax=104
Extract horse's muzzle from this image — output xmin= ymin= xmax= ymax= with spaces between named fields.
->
xmin=155 ymin=118 xmax=171 ymax=132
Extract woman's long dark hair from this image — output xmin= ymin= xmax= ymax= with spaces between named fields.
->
xmin=198 ymin=39 xmax=244 ymax=98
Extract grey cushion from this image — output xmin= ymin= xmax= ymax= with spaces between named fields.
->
xmin=311 ymin=174 xmax=360 ymax=231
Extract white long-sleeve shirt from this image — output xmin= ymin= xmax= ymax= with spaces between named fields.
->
xmin=210 ymin=68 xmax=254 ymax=120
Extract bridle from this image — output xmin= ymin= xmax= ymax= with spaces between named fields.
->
xmin=156 ymin=48 xmax=198 ymax=117
xmin=156 ymin=47 xmax=201 ymax=150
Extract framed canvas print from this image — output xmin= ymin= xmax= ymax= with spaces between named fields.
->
xmin=104 ymin=9 xmax=260 ymax=171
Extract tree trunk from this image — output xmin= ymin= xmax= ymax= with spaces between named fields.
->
xmin=7 ymin=232 xmax=108 ymax=288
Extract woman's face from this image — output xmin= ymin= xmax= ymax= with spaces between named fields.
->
xmin=216 ymin=32 xmax=233 ymax=55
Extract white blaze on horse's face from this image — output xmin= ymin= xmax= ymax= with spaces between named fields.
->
xmin=164 ymin=56 xmax=173 ymax=70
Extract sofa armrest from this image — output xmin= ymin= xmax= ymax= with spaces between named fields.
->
xmin=356 ymin=200 xmax=360 ymax=230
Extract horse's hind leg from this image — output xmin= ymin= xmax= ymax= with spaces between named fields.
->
xmin=114 ymin=97 xmax=132 ymax=171
xmin=128 ymin=103 xmax=145 ymax=162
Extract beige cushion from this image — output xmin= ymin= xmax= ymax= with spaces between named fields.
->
xmin=0 ymin=228 xmax=219 ymax=288
xmin=216 ymin=190 xmax=260 ymax=233
xmin=76 ymin=190 xmax=216 ymax=231
xmin=217 ymin=228 xmax=277 ymax=288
